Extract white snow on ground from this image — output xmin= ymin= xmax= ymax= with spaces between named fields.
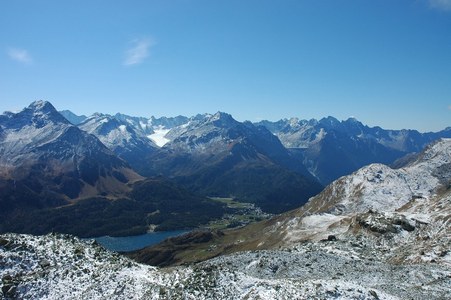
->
xmin=2 ymin=233 xmax=450 ymax=299
xmin=283 ymin=214 xmax=347 ymax=243
xmin=148 ymin=126 xmax=170 ymax=147
xmin=139 ymin=120 xmax=150 ymax=131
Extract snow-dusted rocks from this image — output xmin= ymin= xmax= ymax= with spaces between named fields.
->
xmin=78 ymin=113 xmax=158 ymax=169
xmin=0 ymin=233 xmax=165 ymax=299
xmin=242 ymin=139 xmax=451 ymax=266
xmin=1 ymin=229 xmax=450 ymax=299
xmin=305 ymin=138 xmax=450 ymax=215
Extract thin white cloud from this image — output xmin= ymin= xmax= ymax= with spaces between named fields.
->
xmin=429 ymin=0 xmax=451 ymax=11
xmin=123 ymin=37 xmax=154 ymax=66
xmin=448 ymin=104 xmax=451 ymax=110
xmin=7 ymin=47 xmax=33 ymax=64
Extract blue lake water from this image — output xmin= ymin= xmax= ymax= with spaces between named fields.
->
xmin=93 ymin=230 xmax=189 ymax=252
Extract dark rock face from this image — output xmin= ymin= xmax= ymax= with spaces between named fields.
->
xmin=357 ymin=213 xmax=416 ymax=235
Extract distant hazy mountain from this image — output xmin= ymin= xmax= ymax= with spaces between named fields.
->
xmin=147 ymin=112 xmax=323 ymax=213
xmin=59 ymin=110 xmax=87 ymax=125
xmin=256 ymin=117 xmax=451 ymax=184
xmin=62 ymin=110 xmax=189 ymax=146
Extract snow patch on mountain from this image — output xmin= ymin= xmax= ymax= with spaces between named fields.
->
xmin=79 ymin=113 xmax=157 ymax=153
xmin=147 ymin=126 xmax=170 ymax=147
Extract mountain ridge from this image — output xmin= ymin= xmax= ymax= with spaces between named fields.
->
xmin=256 ymin=117 xmax=451 ymax=184
xmin=64 ymin=108 xmax=450 ymax=185
xmin=0 ymin=101 xmax=228 ymax=237
xmin=145 ymin=111 xmax=322 ymax=213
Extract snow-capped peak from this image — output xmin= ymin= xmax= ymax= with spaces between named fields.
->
xmin=22 ymin=100 xmax=69 ymax=124
xmin=208 ymin=111 xmax=236 ymax=125
xmin=28 ymin=100 xmax=53 ymax=111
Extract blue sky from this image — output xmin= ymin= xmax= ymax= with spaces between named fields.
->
xmin=1 ymin=0 xmax=450 ymax=131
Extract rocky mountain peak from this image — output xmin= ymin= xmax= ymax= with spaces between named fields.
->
xmin=28 ymin=100 xmax=54 ymax=112
xmin=0 ymin=100 xmax=69 ymax=132
xmin=25 ymin=100 xmax=69 ymax=125
xmin=319 ymin=116 xmax=340 ymax=128
xmin=288 ymin=117 xmax=300 ymax=127
xmin=59 ymin=110 xmax=87 ymax=125
xmin=206 ymin=111 xmax=237 ymax=126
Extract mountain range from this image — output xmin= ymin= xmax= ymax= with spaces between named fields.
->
xmin=61 ymin=110 xmax=325 ymax=213
xmin=64 ymin=109 xmax=451 ymax=186
xmin=0 ymin=100 xmax=450 ymax=238
xmin=1 ymin=138 xmax=449 ymax=299
xmin=60 ymin=107 xmax=450 ymax=210
xmin=256 ymin=117 xmax=451 ymax=184
xmin=0 ymin=101 xmax=225 ymax=237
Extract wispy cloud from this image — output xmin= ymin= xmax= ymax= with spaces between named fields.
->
xmin=448 ymin=104 xmax=451 ymax=110
xmin=429 ymin=0 xmax=451 ymax=11
xmin=7 ymin=47 xmax=33 ymax=64
xmin=123 ymin=37 xmax=154 ymax=66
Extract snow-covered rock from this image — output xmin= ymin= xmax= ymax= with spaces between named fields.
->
xmin=240 ymin=139 xmax=451 ymax=268
xmin=79 ymin=113 xmax=157 ymax=159
xmin=1 ymin=230 xmax=449 ymax=299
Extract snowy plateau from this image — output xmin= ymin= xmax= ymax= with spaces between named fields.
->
xmin=1 ymin=139 xmax=450 ymax=299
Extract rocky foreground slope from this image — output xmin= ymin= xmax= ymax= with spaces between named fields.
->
xmin=1 ymin=139 xmax=450 ymax=299
xmin=1 ymin=229 xmax=449 ymax=299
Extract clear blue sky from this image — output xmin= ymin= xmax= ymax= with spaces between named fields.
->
xmin=1 ymin=0 xmax=450 ymax=131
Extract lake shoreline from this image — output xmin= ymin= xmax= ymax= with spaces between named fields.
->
xmin=91 ymin=230 xmax=191 ymax=252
